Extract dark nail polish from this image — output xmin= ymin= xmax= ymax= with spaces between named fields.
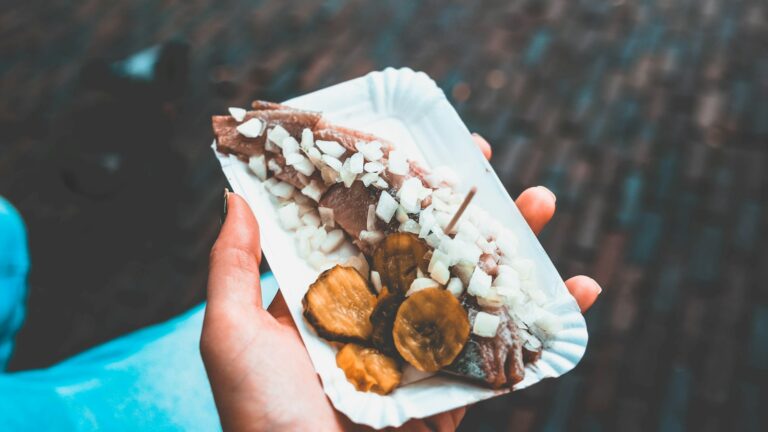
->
xmin=221 ymin=188 xmax=230 ymax=225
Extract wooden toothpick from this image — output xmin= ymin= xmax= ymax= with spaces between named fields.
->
xmin=444 ymin=186 xmax=477 ymax=234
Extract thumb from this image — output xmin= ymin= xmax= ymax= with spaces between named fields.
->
xmin=207 ymin=191 xmax=263 ymax=311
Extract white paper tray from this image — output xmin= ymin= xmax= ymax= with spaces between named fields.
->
xmin=212 ymin=67 xmax=587 ymax=429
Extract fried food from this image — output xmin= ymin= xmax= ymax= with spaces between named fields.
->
xmin=370 ymin=289 xmax=404 ymax=358
xmin=302 ymin=265 xmax=377 ymax=341
xmin=336 ymin=343 xmax=402 ymax=395
xmin=372 ymin=233 xmax=430 ymax=295
xmin=392 ymin=288 xmax=470 ymax=372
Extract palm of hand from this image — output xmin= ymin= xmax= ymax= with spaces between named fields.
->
xmin=201 ymin=137 xmax=601 ymax=431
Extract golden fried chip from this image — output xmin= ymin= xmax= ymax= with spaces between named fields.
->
xmin=302 ymin=265 xmax=376 ymax=341
xmin=372 ymin=233 xmax=429 ymax=295
xmin=393 ymin=288 xmax=470 ymax=372
xmin=336 ymin=343 xmax=402 ymax=395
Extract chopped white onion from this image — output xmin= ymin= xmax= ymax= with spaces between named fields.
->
xmin=446 ymin=277 xmax=464 ymax=297
xmin=318 ymin=207 xmax=335 ymax=228
xmin=301 ymin=180 xmax=324 ymax=202
xmin=418 ymin=208 xmax=435 ymax=238
xmin=467 ymin=267 xmax=492 ymax=298
xmin=366 ymin=204 xmax=376 ymax=231
xmin=376 ymin=191 xmax=398 ymax=223
xmin=236 ymin=118 xmax=264 ymax=138
xmin=472 ymin=312 xmax=501 ymax=337
xmin=398 ymin=178 xmax=423 ymax=213
xmin=316 ymin=140 xmax=346 ymax=158
xmin=340 ymin=159 xmax=356 ymax=187
xmin=267 ymin=158 xmax=283 ymax=174
xmin=387 ymin=150 xmax=408 ymax=175
xmin=267 ymin=125 xmax=290 ymax=145
xmin=429 ymin=260 xmax=450 ymax=285
xmin=428 ymin=250 xmax=449 ymax=273
xmin=395 ymin=206 xmax=409 ymax=223
xmin=270 ymin=181 xmax=295 ymax=199
xmin=370 ymin=270 xmax=383 ymax=293
xmin=281 ymin=136 xmax=300 ymax=155
xmin=300 ymin=128 xmax=314 ymax=152
xmin=399 ymin=219 xmax=420 ymax=234
xmin=355 ymin=141 xmax=383 ymax=161
xmin=301 ymin=212 xmax=321 ymax=228
xmin=497 ymin=235 xmax=518 ymax=257
xmin=320 ymin=229 xmax=345 ymax=253
xmin=248 ymin=155 xmax=267 ymax=180
xmin=306 ymin=147 xmax=322 ymax=164
xmin=406 ymin=278 xmax=440 ymax=296
xmin=321 ymin=155 xmax=343 ymax=172
xmin=373 ymin=177 xmax=389 ymax=189
xmin=360 ymin=172 xmax=379 ymax=187
xmin=309 ymin=227 xmax=327 ymax=250
xmin=359 ymin=230 xmax=384 ymax=245
xmin=290 ymin=154 xmax=316 ymax=176
xmin=277 ymin=203 xmax=302 ymax=230
xmin=349 ymin=152 xmax=364 ymax=174
xmin=228 ymin=107 xmax=247 ymax=122
xmin=364 ymin=161 xmax=385 ymax=173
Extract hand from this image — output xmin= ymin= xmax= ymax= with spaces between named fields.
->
xmin=201 ymin=135 xmax=602 ymax=431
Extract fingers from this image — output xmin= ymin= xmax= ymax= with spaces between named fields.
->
xmin=472 ymin=133 xmax=492 ymax=160
xmin=564 ymin=275 xmax=602 ymax=312
xmin=208 ymin=191 xmax=264 ymax=310
xmin=515 ymin=186 xmax=556 ymax=235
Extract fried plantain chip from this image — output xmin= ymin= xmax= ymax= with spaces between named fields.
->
xmin=302 ymin=265 xmax=377 ymax=341
xmin=372 ymin=233 xmax=430 ymax=295
xmin=370 ymin=289 xmax=404 ymax=358
xmin=336 ymin=343 xmax=402 ymax=395
xmin=393 ymin=288 xmax=470 ymax=372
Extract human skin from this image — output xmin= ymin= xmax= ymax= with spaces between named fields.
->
xmin=201 ymin=136 xmax=602 ymax=431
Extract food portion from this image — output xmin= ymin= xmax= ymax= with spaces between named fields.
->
xmin=302 ymin=266 xmax=377 ymax=342
xmin=212 ymin=101 xmax=564 ymax=394
xmin=392 ymin=288 xmax=470 ymax=372
xmin=336 ymin=343 xmax=402 ymax=395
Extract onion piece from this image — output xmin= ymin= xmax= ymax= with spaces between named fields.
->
xmin=360 ymin=172 xmax=379 ymax=187
xmin=406 ymin=278 xmax=440 ymax=296
xmin=467 ymin=267 xmax=492 ymax=298
xmin=236 ymin=118 xmax=264 ymax=138
xmin=267 ymin=125 xmax=290 ymax=146
xmin=446 ymin=277 xmax=464 ymax=297
xmin=316 ymin=140 xmax=346 ymax=158
xmin=321 ymin=155 xmax=343 ymax=172
xmin=318 ymin=207 xmax=335 ymax=228
xmin=375 ymin=191 xmax=398 ymax=223
xmin=270 ymin=181 xmax=295 ymax=199
xmin=387 ymin=150 xmax=408 ymax=175
xmin=349 ymin=152 xmax=364 ymax=174
xmin=359 ymin=230 xmax=384 ymax=245
xmin=301 ymin=212 xmax=321 ymax=228
xmin=429 ymin=260 xmax=450 ymax=285
xmin=228 ymin=107 xmax=247 ymax=122
xmin=364 ymin=161 xmax=385 ymax=173
xmin=370 ymin=270 xmax=383 ymax=293
xmin=398 ymin=219 xmax=420 ymax=234
xmin=281 ymin=136 xmax=300 ymax=155
xmin=301 ymin=180 xmax=324 ymax=202
xmin=355 ymin=141 xmax=383 ymax=161
xmin=248 ymin=155 xmax=267 ymax=180
xmin=320 ymin=229 xmax=345 ymax=253
xmin=300 ymin=128 xmax=314 ymax=152
xmin=472 ymin=312 xmax=501 ymax=337
xmin=277 ymin=203 xmax=302 ymax=230
xmin=395 ymin=206 xmax=409 ymax=223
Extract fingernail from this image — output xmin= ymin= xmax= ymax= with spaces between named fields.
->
xmin=220 ymin=188 xmax=230 ymax=225
xmin=471 ymin=132 xmax=480 ymax=137
xmin=536 ymin=186 xmax=556 ymax=203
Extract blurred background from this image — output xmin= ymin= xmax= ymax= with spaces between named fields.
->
xmin=1 ymin=0 xmax=766 ymax=430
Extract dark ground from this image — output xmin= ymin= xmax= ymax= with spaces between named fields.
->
xmin=1 ymin=0 xmax=767 ymax=430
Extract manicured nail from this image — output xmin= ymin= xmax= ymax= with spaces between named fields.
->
xmin=536 ymin=186 xmax=556 ymax=203
xmin=220 ymin=188 xmax=230 ymax=225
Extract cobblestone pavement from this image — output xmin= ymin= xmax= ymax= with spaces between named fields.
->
xmin=1 ymin=0 xmax=766 ymax=430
